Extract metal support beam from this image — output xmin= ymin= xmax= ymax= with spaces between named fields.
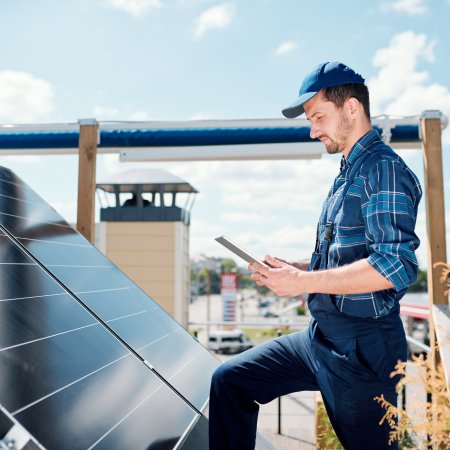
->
xmin=420 ymin=112 xmax=448 ymax=359
xmin=76 ymin=119 xmax=98 ymax=243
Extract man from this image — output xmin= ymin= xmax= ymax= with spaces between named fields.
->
xmin=209 ymin=61 xmax=422 ymax=450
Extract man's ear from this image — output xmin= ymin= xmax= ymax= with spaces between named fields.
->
xmin=347 ymin=97 xmax=360 ymax=117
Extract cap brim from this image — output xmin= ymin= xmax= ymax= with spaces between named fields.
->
xmin=282 ymin=91 xmax=317 ymax=118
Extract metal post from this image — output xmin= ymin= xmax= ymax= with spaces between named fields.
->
xmin=277 ymin=397 xmax=282 ymax=435
xmin=401 ymin=384 xmax=406 ymax=411
xmin=277 ymin=327 xmax=282 ymax=435
xmin=206 ymin=269 xmax=211 ymax=342
xmin=426 ymin=392 xmax=432 ymax=449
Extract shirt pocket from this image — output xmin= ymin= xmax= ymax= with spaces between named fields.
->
xmin=328 ymin=224 xmax=367 ymax=267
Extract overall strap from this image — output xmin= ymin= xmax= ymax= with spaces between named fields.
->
xmin=327 ymin=150 xmax=373 ymax=225
xmin=321 ymin=147 xmax=390 ymax=263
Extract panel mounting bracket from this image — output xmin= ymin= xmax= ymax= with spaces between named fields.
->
xmin=0 ymin=406 xmax=44 ymax=450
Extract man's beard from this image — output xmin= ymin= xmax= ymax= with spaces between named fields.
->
xmin=321 ymin=114 xmax=352 ymax=155
xmin=324 ymin=138 xmax=341 ymax=154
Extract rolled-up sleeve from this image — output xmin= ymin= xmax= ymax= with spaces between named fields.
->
xmin=362 ymin=158 xmax=422 ymax=292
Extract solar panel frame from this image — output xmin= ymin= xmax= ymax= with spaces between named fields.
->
xmin=0 ymin=169 xmax=219 ymax=413
xmin=0 ymin=165 xmax=224 ymax=449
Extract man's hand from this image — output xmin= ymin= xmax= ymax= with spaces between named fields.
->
xmin=249 ymin=255 xmax=305 ymax=297
xmin=249 ymin=257 xmax=394 ymax=297
xmin=267 ymin=257 xmax=310 ymax=271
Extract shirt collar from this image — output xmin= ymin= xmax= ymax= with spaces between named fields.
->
xmin=342 ymin=129 xmax=382 ymax=169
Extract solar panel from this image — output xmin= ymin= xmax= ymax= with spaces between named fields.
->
xmin=0 ymin=227 xmax=199 ymax=449
xmin=0 ymin=168 xmax=219 ymax=411
xmin=0 ymin=166 xmax=221 ymax=448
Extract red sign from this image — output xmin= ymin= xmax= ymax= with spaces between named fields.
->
xmin=221 ymin=273 xmax=238 ymax=322
xmin=221 ymin=273 xmax=238 ymax=290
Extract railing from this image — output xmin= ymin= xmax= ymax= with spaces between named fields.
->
xmin=432 ymin=304 xmax=450 ymax=388
xmin=189 ymin=320 xmax=307 ymax=327
xmin=400 ymin=302 xmax=429 ymax=320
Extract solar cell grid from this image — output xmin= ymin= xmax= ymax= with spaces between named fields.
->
xmin=0 ymin=292 xmax=95 ymax=351
xmin=0 ymin=166 xmax=222 ymax=448
xmin=0 ymin=221 xmax=200 ymax=449
xmin=75 ymin=287 xmax=156 ymax=321
xmin=0 ymin=167 xmax=219 ymax=413
xmin=13 ymin=351 xmax=197 ymax=450
xmin=0 ymin=177 xmax=70 ymax=229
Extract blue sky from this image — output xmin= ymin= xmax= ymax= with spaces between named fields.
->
xmin=0 ymin=0 xmax=449 ymax=268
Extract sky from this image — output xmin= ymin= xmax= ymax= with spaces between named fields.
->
xmin=0 ymin=0 xmax=449 ymax=269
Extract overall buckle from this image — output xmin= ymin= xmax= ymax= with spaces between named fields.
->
xmin=324 ymin=223 xmax=333 ymax=242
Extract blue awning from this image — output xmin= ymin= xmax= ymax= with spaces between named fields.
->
xmin=0 ymin=124 xmax=421 ymax=150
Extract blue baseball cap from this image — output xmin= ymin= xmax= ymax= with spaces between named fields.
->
xmin=282 ymin=61 xmax=365 ymax=118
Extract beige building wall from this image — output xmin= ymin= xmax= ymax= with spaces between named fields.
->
xmin=99 ymin=221 xmax=190 ymax=327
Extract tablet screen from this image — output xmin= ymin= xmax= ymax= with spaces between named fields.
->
xmin=215 ymin=236 xmax=269 ymax=268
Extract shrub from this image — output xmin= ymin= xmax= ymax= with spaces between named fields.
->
xmin=375 ymin=354 xmax=450 ymax=449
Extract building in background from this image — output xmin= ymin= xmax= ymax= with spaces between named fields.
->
xmin=96 ymin=168 xmax=197 ymax=327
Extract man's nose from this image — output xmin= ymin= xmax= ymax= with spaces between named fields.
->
xmin=310 ymin=124 xmax=320 ymax=139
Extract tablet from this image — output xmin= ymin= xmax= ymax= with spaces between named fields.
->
xmin=215 ymin=236 xmax=269 ymax=268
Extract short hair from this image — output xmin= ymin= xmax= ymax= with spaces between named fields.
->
xmin=322 ymin=83 xmax=371 ymax=120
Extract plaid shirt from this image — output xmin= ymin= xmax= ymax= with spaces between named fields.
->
xmin=317 ymin=129 xmax=422 ymax=318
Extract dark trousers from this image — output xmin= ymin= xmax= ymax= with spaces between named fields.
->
xmin=209 ymin=322 xmax=404 ymax=450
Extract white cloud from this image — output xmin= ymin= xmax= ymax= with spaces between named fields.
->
xmin=275 ymin=41 xmax=298 ymax=56
xmin=104 ymin=0 xmax=162 ymax=17
xmin=263 ymin=224 xmax=317 ymax=260
xmin=231 ymin=224 xmax=317 ymax=262
xmin=368 ymin=31 xmax=450 ymax=142
xmin=193 ymin=221 xmax=316 ymax=264
xmin=380 ymin=0 xmax=428 ymax=15
xmin=93 ymin=106 xmax=120 ymax=119
xmin=368 ymin=32 xmax=450 ymax=269
xmin=190 ymin=217 xmax=224 ymax=258
xmin=163 ymin=160 xmax=222 ymax=187
xmin=189 ymin=112 xmax=217 ymax=120
xmin=170 ymin=159 xmax=336 ymax=262
xmin=99 ymin=153 xmax=126 ymax=176
xmin=50 ymin=200 xmax=77 ymax=223
xmin=128 ymin=111 xmax=153 ymax=121
xmin=219 ymin=210 xmax=277 ymax=225
xmin=167 ymin=159 xmax=336 ymax=216
xmin=215 ymin=159 xmax=336 ymax=214
xmin=1 ymin=155 xmax=43 ymax=164
xmin=0 ymin=71 xmax=54 ymax=123
xmin=195 ymin=3 xmax=235 ymax=40
xmin=414 ymin=210 xmax=450 ymax=269
xmin=369 ymin=31 xmax=435 ymax=110
xmin=95 ymin=109 xmax=153 ymax=121
xmin=385 ymin=83 xmax=450 ymax=118
xmin=177 ymin=0 xmax=211 ymax=5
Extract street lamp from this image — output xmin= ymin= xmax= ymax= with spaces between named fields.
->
xmin=200 ymin=254 xmax=219 ymax=343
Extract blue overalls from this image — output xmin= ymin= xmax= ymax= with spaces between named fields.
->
xmin=209 ymin=150 xmax=407 ymax=450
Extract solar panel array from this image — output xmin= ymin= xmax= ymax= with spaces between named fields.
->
xmin=0 ymin=166 xmax=221 ymax=449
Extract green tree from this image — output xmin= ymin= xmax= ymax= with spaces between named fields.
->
xmin=408 ymin=269 xmax=427 ymax=292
